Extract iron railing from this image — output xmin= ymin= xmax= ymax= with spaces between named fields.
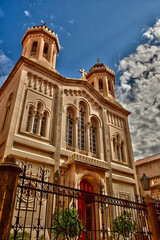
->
xmin=11 ymin=163 xmax=152 ymax=240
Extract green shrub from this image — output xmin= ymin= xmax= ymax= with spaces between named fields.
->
xmin=9 ymin=231 xmax=30 ymax=240
xmin=111 ymin=210 xmax=135 ymax=237
xmin=52 ymin=208 xmax=85 ymax=239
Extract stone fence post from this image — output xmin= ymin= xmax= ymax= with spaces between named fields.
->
xmin=145 ymin=195 xmax=160 ymax=240
xmin=0 ymin=158 xmax=22 ymax=240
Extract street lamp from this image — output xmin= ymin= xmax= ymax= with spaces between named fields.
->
xmin=140 ymin=173 xmax=150 ymax=191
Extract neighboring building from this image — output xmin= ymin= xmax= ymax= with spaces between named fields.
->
xmin=0 ymin=24 xmax=137 ymax=200
xmin=135 ymin=153 xmax=160 ymax=198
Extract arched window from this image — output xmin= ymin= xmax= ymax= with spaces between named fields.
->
xmin=90 ymin=118 xmax=97 ymax=154
xmin=78 ymin=103 xmax=86 ymax=150
xmin=25 ymin=102 xmax=48 ymax=137
xmin=1 ymin=93 xmax=13 ymax=132
xmin=113 ymin=138 xmax=116 ymax=159
xmin=32 ymin=103 xmax=42 ymax=134
xmin=108 ymin=80 xmax=111 ymax=93
xmin=31 ymin=41 xmax=38 ymax=55
xmin=99 ymin=79 xmax=103 ymax=92
xmin=33 ymin=111 xmax=39 ymax=134
xmin=66 ymin=109 xmax=74 ymax=147
xmin=116 ymin=142 xmax=120 ymax=161
xmin=120 ymin=142 xmax=125 ymax=162
xmin=26 ymin=107 xmax=32 ymax=132
xmin=43 ymin=43 xmax=49 ymax=59
xmin=112 ymin=134 xmax=126 ymax=162
xmin=40 ymin=111 xmax=47 ymax=137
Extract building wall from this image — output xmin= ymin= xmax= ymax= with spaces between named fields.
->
xmin=135 ymin=154 xmax=160 ymax=197
xmin=0 ymin=25 xmax=138 ymax=200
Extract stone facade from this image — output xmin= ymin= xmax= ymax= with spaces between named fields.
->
xmin=135 ymin=154 xmax=160 ymax=198
xmin=0 ymin=24 xmax=137 ymax=199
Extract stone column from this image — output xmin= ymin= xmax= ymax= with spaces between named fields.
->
xmin=145 ymin=195 xmax=160 ymax=240
xmin=0 ymin=159 xmax=22 ymax=240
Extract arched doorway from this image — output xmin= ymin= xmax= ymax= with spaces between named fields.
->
xmin=79 ymin=179 xmax=96 ymax=240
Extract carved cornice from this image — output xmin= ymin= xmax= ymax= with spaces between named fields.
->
xmin=64 ymin=89 xmax=102 ymax=111
xmin=27 ymin=72 xmax=56 ymax=98
xmin=107 ymin=110 xmax=125 ymax=129
xmin=68 ymin=153 xmax=109 ymax=169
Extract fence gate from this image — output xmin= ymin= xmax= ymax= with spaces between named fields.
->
xmin=11 ymin=163 xmax=152 ymax=240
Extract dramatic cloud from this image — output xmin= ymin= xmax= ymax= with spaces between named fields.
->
xmin=24 ymin=10 xmax=30 ymax=17
xmin=117 ymin=19 xmax=160 ymax=160
xmin=0 ymin=50 xmax=14 ymax=88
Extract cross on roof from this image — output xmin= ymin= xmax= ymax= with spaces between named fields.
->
xmin=41 ymin=22 xmax=47 ymax=26
xmin=96 ymin=58 xmax=100 ymax=64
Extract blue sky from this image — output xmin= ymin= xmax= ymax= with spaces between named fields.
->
xmin=0 ymin=0 xmax=160 ymax=160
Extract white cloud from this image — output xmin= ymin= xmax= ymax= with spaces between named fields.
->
xmin=67 ymin=20 xmax=74 ymax=24
xmin=59 ymin=26 xmax=64 ymax=31
xmin=24 ymin=10 xmax=30 ymax=17
xmin=0 ymin=7 xmax=4 ymax=18
xmin=67 ymin=32 xmax=71 ymax=37
xmin=50 ymin=14 xmax=55 ymax=20
xmin=143 ymin=19 xmax=160 ymax=42
xmin=117 ymin=19 xmax=160 ymax=160
xmin=0 ymin=50 xmax=14 ymax=88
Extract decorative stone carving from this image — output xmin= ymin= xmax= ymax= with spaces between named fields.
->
xmin=68 ymin=153 xmax=109 ymax=169
xmin=107 ymin=111 xmax=125 ymax=129
xmin=64 ymin=89 xmax=102 ymax=111
xmin=26 ymin=72 xmax=55 ymax=98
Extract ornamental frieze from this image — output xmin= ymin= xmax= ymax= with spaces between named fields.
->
xmin=64 ymin=89 xmax=102 ymax=110
xmin=68 ymin=153 xmax=109 ymax=169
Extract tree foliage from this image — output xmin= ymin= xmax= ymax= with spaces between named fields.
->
xmin=111 ymin=210 xmax=135 ymax=237
xmin=52 ymin=208 xmax=85 ymax=239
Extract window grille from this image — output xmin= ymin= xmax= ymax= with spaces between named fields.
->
xmin=33 ymin=111 xmax=38 ymax=134
xmin=66 ymin=111 xmax=73 ymax=146
xmin=26 ymin=109 xmax=31 ymax=132
xmin=78 ymin=108 xmax=85 ymax=150
xmin=90 ymin=125 xmax=97 ymax=154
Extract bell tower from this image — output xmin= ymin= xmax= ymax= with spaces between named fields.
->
xmin=21 ymin=23 xmax=60 ymax=71
xmin=86 ymin=60 xmax=116 ymax=99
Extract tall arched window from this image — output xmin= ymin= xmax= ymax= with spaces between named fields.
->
xmin=66 ymin=108 xmax=74 ymax=147
xmin=112 ymin=134 xmax=126 ymax=162
xmin=26 ymin=102 xmax=49 ymax=137
xmin=43 ymin=43 xmax=49 ymax=59
xmin=120 ymin=142 xmax=125 ymax=162
xmin=33 ymin=111 xmax=39 ymax=134
xmin=32 ymin=103 xmax=42 ymax=134
xmin=99 ymin=79 xmax=103 ymax=92
xmin=26 ymin=107 xmax=32 ymax=132
xmin=40 ymin=111 xmax=47 ymax=137
xmin=78 ymin=103 xmax=86 ymax=150
xmin=90 ymin=118 xmax=97 ymax=154
xmin=31 ymin=41 xmax=38 ymax=56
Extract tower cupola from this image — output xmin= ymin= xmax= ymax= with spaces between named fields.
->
xmin=86 ymin=60 xmax=116 ymax=99
xmin=21 ymin=23 xmax=60 ymax=71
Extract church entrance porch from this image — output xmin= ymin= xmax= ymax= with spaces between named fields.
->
xmin=11 ymin=163 xmax=152 ymax=240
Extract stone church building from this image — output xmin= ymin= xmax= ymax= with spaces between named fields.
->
xmin=0 ymin=24 xmax=137 ymax=199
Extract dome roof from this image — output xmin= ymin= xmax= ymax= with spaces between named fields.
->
xmin=86 ymin=61 xmax=115 ymax=78
xmin=21 ymin=23 xmax=60 ymax=53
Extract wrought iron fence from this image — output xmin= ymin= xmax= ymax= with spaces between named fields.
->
xmin=11 ymin=163 xmax=152 ymax=240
